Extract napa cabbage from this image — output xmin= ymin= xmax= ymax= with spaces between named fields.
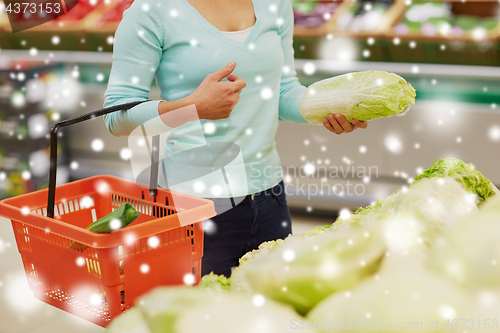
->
xmin=308 ymin=257 xmax=469 ymax=333
xmin=413 ymin=158 xmax=499 ymax=204
xmin=299 ymin=70 xmax=416 ymax=123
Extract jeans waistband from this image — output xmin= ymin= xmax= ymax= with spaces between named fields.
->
xmin=207 ymin=181 xmax=284 ymax=207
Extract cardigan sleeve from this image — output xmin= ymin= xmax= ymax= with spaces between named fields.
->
xmin=276 ymin=0 xmax=309 ymax=124
xmin=102 ymin=0 xmax=169 ymax=137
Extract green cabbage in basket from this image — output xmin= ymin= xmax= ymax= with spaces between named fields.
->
xmin=299 ymin=70 xmax=416 ymax=123
xmin=69 ymin=203 xmax=140 ymax=250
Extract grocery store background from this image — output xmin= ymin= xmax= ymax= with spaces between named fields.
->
xmin=0 ymin=0 xmax=499 ymax=332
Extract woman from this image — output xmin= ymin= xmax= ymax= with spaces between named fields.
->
xmin=103 ymin=0 xmax=368 ymax=277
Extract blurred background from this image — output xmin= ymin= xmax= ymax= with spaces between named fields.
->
xmin=0 ymin=0 xmax=499 ymax=332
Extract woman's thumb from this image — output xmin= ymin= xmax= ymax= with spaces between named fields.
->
xmin=213 ymin=61 xmax=236 ymax=81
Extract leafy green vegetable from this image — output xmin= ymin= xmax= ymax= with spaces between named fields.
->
xmin=479 ymin=193 xmax=500 ymax=214
xmin=291 ymin=0 xmax=317 ymax=14
xmin=427 ymin=209 xmax=500 ymax=290
xmin=132 ymin=287 xmax=310 ymax=333
xmin=331 ymin=178 xmax=477 ymax=256
xmin=308 ymin=257 xmax=469 ymax=333
xmin=138 ymin=287 xmax=212 ymax=333
xmin=299 ymin=224 xmax=333 ymax=237
xmin=199 ymin=272 xmax=231 ymax=294
xmin=107 ymin=307 xmax=152 ymax=333
xmin=86 ymin=203 xmax=140 ymax=233
xmin=299 ymin=70 xmax=416 ymax=123
xmin=454 ymin=15 xmax=479 ymax=31
xmin=480 ymin=18 xmax=500 ymax=32
xmin=330 ymin=194 xmax=397 ymax=233
xmin=69 ymin=203 xmax=140 ymax=250
xmin=231 ymin=237 xmax=299 ymax=296
xmin=240 ymin=224 xmax=387 ymax=315
xmin=175 ymin=293 xmax=309 ymax=333
xmin=394 ymin=177 xmax=478 ymax=247
xmin=413 ymin=158 xmax=498 ymax=205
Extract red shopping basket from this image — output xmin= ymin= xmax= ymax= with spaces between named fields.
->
xmin=0 ymin=101 xmax=216 ymax=327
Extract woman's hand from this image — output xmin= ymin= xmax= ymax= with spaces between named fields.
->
xmin=187 ymin=60 xmax=247 ymax=120
xmin=322 ymin=114 xmax=368 ymax=135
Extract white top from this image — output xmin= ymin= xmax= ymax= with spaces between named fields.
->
xmin=220 ymin=25 xmax=254 ymax=42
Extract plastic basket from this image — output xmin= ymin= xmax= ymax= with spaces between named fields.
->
xmin=0 ymin=101 xmax=216 ymax=327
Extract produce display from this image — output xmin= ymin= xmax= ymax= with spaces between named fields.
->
xmin=107 ymin=157 xmax=499 ymax=331
xmin=50 ymin=0 xmax=100 ymax=24
xmin=108 ymin=287 xmax=308 ymax=333
xmin=0 ymin=2 xmax=8 ymax=30
xmin=308 ymin=256 xmax=470 ymax=333
xmin=427 ymin=196 xmax=500 ymax=290
xmin=335 ymin=0 xmax=393 ymax=32
xmin=393 ymin=2 xmax=500 ymax=39
xmin=299 ymin=70 xmax=416 ymax=123
xmin=414 ymin=158 xmax=499 ymax=204
xmin=85 ymin=0 xmax=134 ymax=28
xmin=292 ymin=0 xmax=340 ymax=27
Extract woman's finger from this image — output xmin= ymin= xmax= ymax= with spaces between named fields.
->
xmin=323 ymin=118 xmax=340 ymax=134
xmin=328 ymin=114 xmax=345 ymax=133
xmin=227 ymin=74 xmax=247 ymax=91
xmin=335 ymin=114 xmax=355 ymax=133
xmin=352 ymin=119 xmax=368 ymax=129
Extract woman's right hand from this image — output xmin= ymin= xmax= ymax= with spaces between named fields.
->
xmin=187 ymin=61 xmax=247 ymax=120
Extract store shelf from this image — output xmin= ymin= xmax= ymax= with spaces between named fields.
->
xmin=2 ymin=49 xmax=500 ymax=79
xmin=295 ymin=59 xmax=500 ymax=78
xmin=0 ymin=50 xmax=113 ymax=66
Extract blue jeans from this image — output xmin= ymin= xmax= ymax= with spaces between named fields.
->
xmin=201 ymin=181 xmax=292 ymax=277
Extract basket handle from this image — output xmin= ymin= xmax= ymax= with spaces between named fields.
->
xmin=47 ymin=100 xmax=160 ymax=218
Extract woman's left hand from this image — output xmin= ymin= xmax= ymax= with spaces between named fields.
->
xmin=322 ymin=114 xmax=368 ymax=135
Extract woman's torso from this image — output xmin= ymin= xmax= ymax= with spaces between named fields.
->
xmin=152 ymin=0 xmax=288 ymax=197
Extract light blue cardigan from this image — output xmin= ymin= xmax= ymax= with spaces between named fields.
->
xmin=103 ymin=0 xmax=309 ymax=196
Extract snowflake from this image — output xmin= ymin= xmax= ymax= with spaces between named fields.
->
xmin=203 ymin=122 xmax=216 ymax=134
xmin=140 ymin=264 xmax=150 ymax=274
xmin=147 ymin=236 xmax=160 ymax=248
xmin=203 ymin=219 xmax=217 ymax=235
xmin=91 ymin=139 xmax=104 ymax=151
xmin=303 ymin=62 xmax=316 ymax=75
xmin=260 ymin=87 xmax=273 ymax=100
xmin=489 ymin=126 xmax=500 ymax=142
xmin=385 ymin=135 xmax=403 ymax=154
xmin=282 ymin=249 xmax=295 ymax=262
